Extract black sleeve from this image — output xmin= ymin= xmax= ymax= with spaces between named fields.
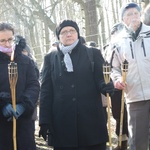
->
xmin=39 ymin=53 xmax=54 ymax=132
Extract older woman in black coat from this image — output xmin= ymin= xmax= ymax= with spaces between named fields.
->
xmin=39 ymin=20 xmax=114 ymax=150
xmin=0 ymin=22 xmax=40 ymax=150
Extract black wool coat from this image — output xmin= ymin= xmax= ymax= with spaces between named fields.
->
xmin=0 ymin=37 xmax=40 ymax=150
xmin=40 ymin=42 xmax=108 ymax=147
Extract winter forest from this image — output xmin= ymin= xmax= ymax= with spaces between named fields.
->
xmin=1 ymin=0 xmax=149 ymax=68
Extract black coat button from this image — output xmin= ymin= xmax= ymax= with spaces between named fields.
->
xmin=72 ymin=98 xmax=76 ymax=101
xmin=71 ymin=84 xmax=75 ymax=88
xmin=60 ymin=85 xmax=63 ymax=89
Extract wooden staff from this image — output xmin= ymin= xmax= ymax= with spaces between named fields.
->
xmin=119 ymin=59 xmax=128 ymax=148
xmin=103 ymin=61 xmax=112 ymax=150
xmin=8 ymin=49 xmax=18 ymax=150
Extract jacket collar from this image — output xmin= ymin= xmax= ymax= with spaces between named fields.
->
xmin=139 ymin=23 xmax=150 ymax=37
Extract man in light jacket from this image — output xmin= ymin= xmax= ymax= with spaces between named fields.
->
xmin=111 ymin=2 xmax=150 ymax=150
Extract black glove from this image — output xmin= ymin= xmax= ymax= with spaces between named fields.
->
xmin=39 ymin=124 xmax=49 ymax=141
xmin=101 ymin=82 xmax=114 ymax=96
xmin=48 ymin=133 xmax=54 ymax=146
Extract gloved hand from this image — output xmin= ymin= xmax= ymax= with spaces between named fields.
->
xmin=48 ymin=133 xmax=53 ymax=146
xmin=101 ymin=81 xmax=114 ymax=96
xmin=39 ymin=124 xmax=49 ymax=141
xmin=2 ymin=104 xmax=17 ymax=118
xmin=15 ymin=104 xmax=25 ymax=118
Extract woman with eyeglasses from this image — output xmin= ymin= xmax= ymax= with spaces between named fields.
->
xmin=39 ymin=19 xmax=114 ymax=150
xmin=0 ymin=22 xmax=40 ymax=150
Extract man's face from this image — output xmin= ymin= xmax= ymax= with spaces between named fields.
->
xmin=123 ymin=8 xmax=141 ymax=31
xmin=59 ymin=26 xmax=78 ymax=46
xmin=0 ymin=30 xmax=14 ymax=48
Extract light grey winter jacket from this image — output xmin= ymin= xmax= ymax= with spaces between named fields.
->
xmin=111 ymin=23 xmax=150 ymax=103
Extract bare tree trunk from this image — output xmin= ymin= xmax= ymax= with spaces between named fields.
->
xmin=83 ymin=0 xmax=98 ymax=43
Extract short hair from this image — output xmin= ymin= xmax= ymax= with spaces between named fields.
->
xmin=52 ymin=41 xmax=59 ymax=46
xmin=89 ymin=41 xmax=97 ymax=47
xmin=0 ymin=22 xmax=14 ymax=34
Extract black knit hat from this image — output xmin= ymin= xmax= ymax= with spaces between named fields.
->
xmin=55 ymin=20 xmax=80 ymax=39
xmin=120 ymin=2 xmax=141 ymax=20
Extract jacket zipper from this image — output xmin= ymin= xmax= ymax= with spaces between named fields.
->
xmin=130 ymin=41 xmax=134 ymax=59
xmin=141 ymin=39 xmax=146 ymax=57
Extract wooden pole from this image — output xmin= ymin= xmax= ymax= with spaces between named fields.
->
xmin=103 ymin=61 xmax=112 ymax=150
xmin=119 ymin=59 xmax=128 ymax=148
xmin=8 ymin=60 xmax=18 ymax=150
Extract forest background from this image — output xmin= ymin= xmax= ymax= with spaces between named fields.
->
xmin=1 ymin=0 xmax=150 ymax=68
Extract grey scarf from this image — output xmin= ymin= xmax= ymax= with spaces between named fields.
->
xmin=59 ymin=39 xmax=79 ymax=72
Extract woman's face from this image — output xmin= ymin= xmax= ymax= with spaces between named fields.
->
xmin=59 ymin=26 xmax=78 ymax=46
xmin=0 ymin=30 xmax=14 ymax=48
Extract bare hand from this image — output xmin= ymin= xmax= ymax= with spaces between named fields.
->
xmin=114 ymin=80 xmax=126 ymax=90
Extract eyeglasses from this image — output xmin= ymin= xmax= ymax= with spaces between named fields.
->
xmin=60 ymin=29 xmax=77 ymax=36
xmin=125 ymin=12 xmax=140 ymax=17
xmin=0 ymin=37 xmax=15 ymax=45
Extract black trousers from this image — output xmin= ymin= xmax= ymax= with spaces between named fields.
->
xmin=110 ymin=90 xmax=128 ymax=136
xmin=54 ymin=143 xmax=106 ymax=150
